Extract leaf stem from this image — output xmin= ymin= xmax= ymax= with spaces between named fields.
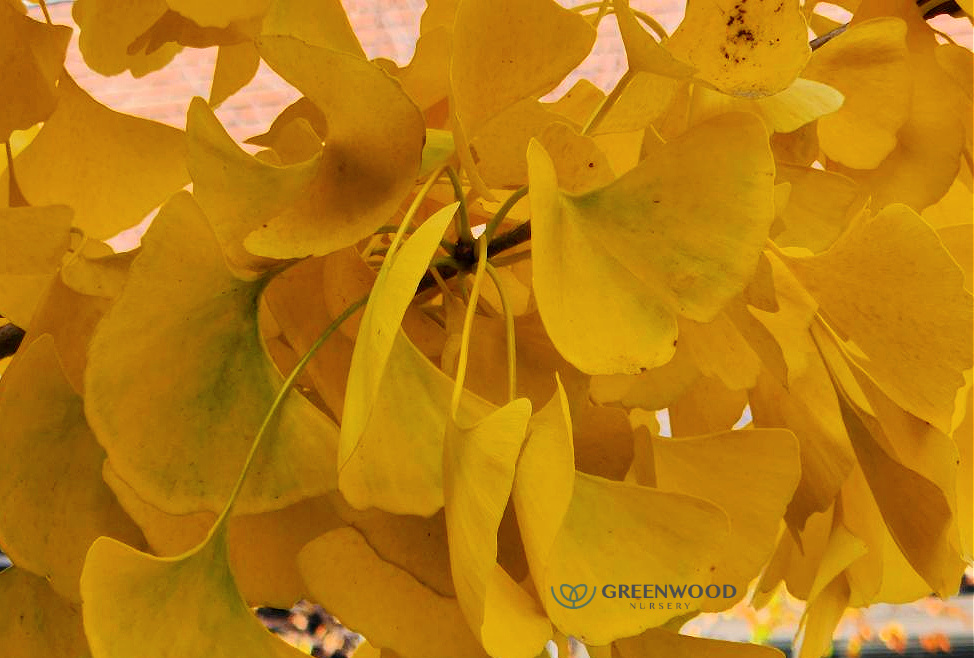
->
xmin=583 ymin=69 xmax=633 ymax=135
xmin=484 ymin=263 xmax=517 ymax=403
xmin=210 ymin=294 xmax=368 ymax=534
xmin=446 ymin=166 xmax=473 ymax=246
xmin=388 ymin=165 xmax=447 ymax=261
xmin=449 ymin=239 xmax=488 ymax=418
xmin=484 ymin=186 xmax=528 ymax=242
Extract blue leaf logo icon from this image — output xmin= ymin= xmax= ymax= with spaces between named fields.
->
xmin=551 ymin=583 xmax=596 ymax=609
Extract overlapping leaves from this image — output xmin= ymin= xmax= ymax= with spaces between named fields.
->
xmin=0 ymin=1 xmax=971 ymax=658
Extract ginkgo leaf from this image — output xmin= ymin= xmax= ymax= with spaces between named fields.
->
xmin=85 ymin=191 xmax=339 ymax=515
xmin=19 ymin=274 xmax=115 ymax=396
xmin=0 ymin=568 xmax=91 ymax=658
xmin=0 ymin=336 xmax=145 ymax=601
xmin=803 ymin=18 xmax=912 ymax=169
xmin=668 ymin=0 xmax=810 ymax=98
xmin=73 ymin=0 xmax=181 ymax=75
xmin=249 ymin=35 xmax=425 ymax=259
xmin=0 ymin=2 xmax=70 ymax=142
xmin=614 ymin=0 xmax=696 ymax=79
xmin=299 ymin=527 xmax=489 ymax=658
xmin=813 ymin=322 xmax=966 ymax=597
xmin=0 ymin=205 xmax=72 ymax=328
xmin=669 ymin=375 xmax=748 ymax=436
xmin=615 ymin=628 xmax=784 ymax=658
xmin=165 ymin=0 xmax=269 ymax=28
xmin=81 ymin=527 xmax=311 ymax=658
xmin=9 ymin=74 xmax=189 ymax=239
xmin=209 ymin=41 xmax=260 ymax=108
xmin=689 ymin=78 xmax=845 ymax=134
xmin=794 ymin=575 xmax=850 ymax=658
xmin=260 ymin=0 xmax=363 ymax=56
xmin=443 ymin=399 xmax=551 ymax=657
xmin=450 ymin=0 xmax=596 ymax=197
xmin=772 ymin=165 xmax=864 ymax=253
xmin=187 ymin=97 xmax=322 ymax=271
xmin=339 ymin=203 xmax=493 ymax=515
xmin=513 ymin=380 xmax=729 ymax=645
xmin=104 ymin=465 xmax=344 ymax=608
xmin=651 ymin=428 xmax=800 ymax=609
xmin=527 ymin=113 xmax=775 ymax=375
xmin=450 ymin=0 xmax=595 ymax=139
xmin=780 ymin=204 xmax=973 ymax=433
xmin=327 ymin=494 xmax=456 ymax=597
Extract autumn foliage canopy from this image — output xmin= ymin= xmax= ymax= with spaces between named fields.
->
xmin=0 ymin=0 xmax=971 ymax=656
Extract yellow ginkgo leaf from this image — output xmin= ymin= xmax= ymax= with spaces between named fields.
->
xmin=689 ymin=78 xmax=844 ymax=134
xmin=678 ymin=313 xmax=763 ymax=391
xmin=749 ymin=357 xmax=854 ymax=531
xmin=209 ymin=41 xmax=260 ymax=108
xmin=614 ymin=0 xmax=696 ymax=79
xmin=104 ymin=465 xmax=345 ymax=608
xmin=652 ymin=428 xmax=800 ymax=610
xmin=165 ymin=0 xmax=269 ymax=28
xmin=81 ymin=527 xmax=310 ymax=658
xmin=513 ymin=381 xmax=729 ymax=645
xmin=669 ymin=375 xmax=748 ymax=436
xmin=0 ymin=2 xmax=70 ymax=142
xmin=85 ymin=192 xmax=339 ymax=515
xmin=615 ymin=627 xmax=784 ymax=658
xmin=187 ymin=98 xmax=322 ymax=271
xmin=443 ymin=399 xmax=551 ymax=657
xmin=469 ymin=100 xmax=563 ymax=189
xmin=0 ymin=205 xmax=72 ymax=328
xmin=794 ymin=575 xmax=850 ymax=658
xmin=73 ymin=0 xmax=181 ymax=76
xmin=772 ymin=165 xmax=864 ymax=254
xmin=59 ymin=239 xmax=140 ymax=301
xmin=0 ymin=568 xmax=91 ymax=658
xmin=339 ymin=203 xmax=494 ymax=515
xmin=260 ymin=0 xmax=363 ymax=56
xmin=668 ymin=0 xmax=810 ymax=98
xmin=589 ymin=342 xmax=700 ymax=411
xmin=781 ymin=204 xmax=973 ymax=433
xmin=0 ymin=336 xmax=145 ymax=602
xmin=19 ymin=274 xmax=114 ymax=396
xmin=955 ymin=388 xmax=972 ymax=561
xmin=813 ymin=322 xmax=966 ymax=597
xmin=450 ymin=0 xmax=594 ymax=140
xmin=10 ymin=74 xmax=189 ymax=239
xmin=250 ymin=35 xmax=425 ymax=259
xmin=328 ymin=494 xmax=456 ymax=597
xmin=803 ymin=18 xmax=911 ymax=170
xmin=450 ymin=0 xmax=595 ymax=197
xmin=299 ymin=527 xmax=489 ymax=658
xmin=527 ymin=113 xmax=775 ymax=375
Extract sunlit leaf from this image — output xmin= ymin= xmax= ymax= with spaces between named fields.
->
xmin=0 ymin=336 xmax=144 ymax=601
xmin=527 ymin=113 xmax=775 ymax=375
xmin=250 ymin=35 xmax=425 ymax=259
xmin=781 ymin=204 xmax=973 ymax=432
xmin=299 ymin=527 xmax=489 ymax=658
xmin=668 ymin=0 xmax=810 ymax=98
xmin=0 ymin=568 xmax=91 ymax=658
xmin=513 ymin=380 xmax=729 ymax=645
xmin=0 ymin=205 xmax=72 ymax=328
xmin=0 ymin=2 xmax=70 ymax=142
xmin=85 ymin=192 xmax=339 ymax=515
xmin=10 ymin=75 xmax=189 ymax=239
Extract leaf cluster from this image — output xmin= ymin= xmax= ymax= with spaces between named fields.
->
xmin=0 ymin=0 xmax=971 ymax=657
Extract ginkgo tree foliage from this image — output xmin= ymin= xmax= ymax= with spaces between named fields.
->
xmin=0 ymin=0 xmax=971 ymax=655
